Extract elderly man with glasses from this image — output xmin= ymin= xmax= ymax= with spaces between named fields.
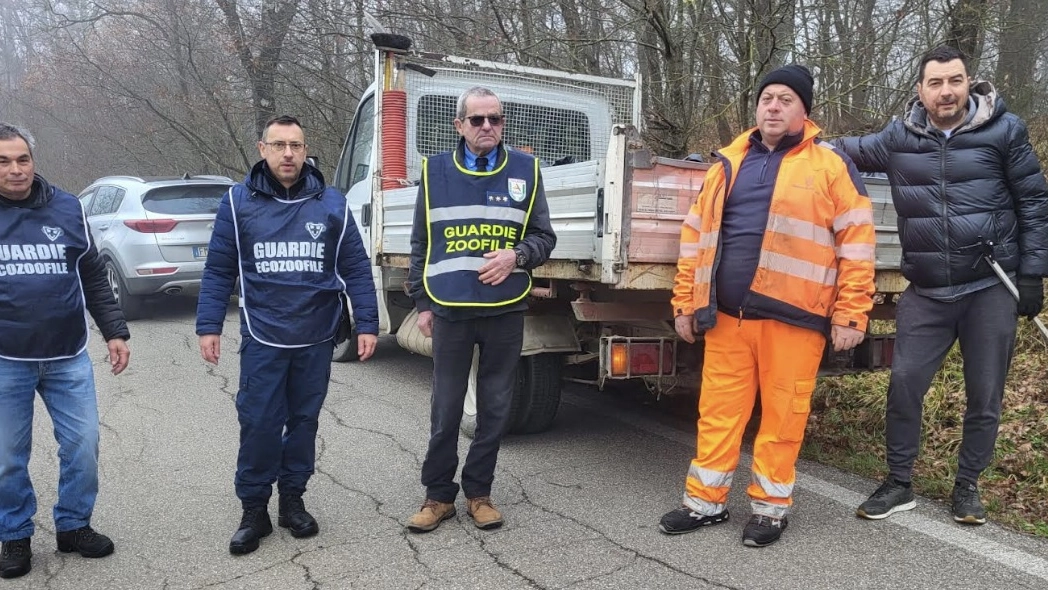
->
xmin=405 ymin=87 xmax=556 ymax=533
xmin=196 ymin=114 xmax=378 ymax=555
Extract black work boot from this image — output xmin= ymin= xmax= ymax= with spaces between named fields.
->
xmin=0 ymin=538 xmax=32 ymax=579
xmin=56 ymin=526 xmax=115 ymax=558
xmin=658 ymin=507 xmax=730 ymax=535
xmin=229 ymin=506 xmax=273 ymax=555
xmin=278 ymin=495 xmax=319 ymax=538
xmin=742 ymin=514 xmax=788 ymax=547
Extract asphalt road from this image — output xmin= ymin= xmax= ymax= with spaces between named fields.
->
xmin=8 ymin=300 xmax=1048 ymax=589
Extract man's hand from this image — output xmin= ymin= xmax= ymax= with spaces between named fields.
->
xmin=477 ymin=249 xmax=517 ymax=285
xmin=831 ymin=325 xmax=865 ymax=352
xmin=674 ymin=314 xmax=697 ymax=344
xmin=199 ymin=334 xmax=221 ymax=365
xmin=1017 ymin=276 xmax=1044 ymax=319
xmin=417 ymin=310 xmax=434 ymax=338
xmin=107 ymin=338 xmax=130 ymax=375
xmin=357 ymin=334 xmax=378 ymax=361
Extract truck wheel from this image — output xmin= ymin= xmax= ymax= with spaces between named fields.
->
xmin=460 ymin=347 xmax=480 ymax=438
xmin=509 ymin=353 xmax=563 ymax=434
xmin=105 ymin=260 xmax=145 ymax=320
xmin=331 ymin=323 xmax=359 ymax=362
xmin=460 ymin=350 xmax=533 ymax=438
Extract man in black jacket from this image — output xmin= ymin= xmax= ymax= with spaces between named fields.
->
xmin=834 ymin=46 xmax=1048 ymax=525
xmin=0 ymin=123 xmax=131 ymax=579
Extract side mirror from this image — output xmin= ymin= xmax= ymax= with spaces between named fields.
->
xmin=306 ymin=156 xmax=319 ymax=168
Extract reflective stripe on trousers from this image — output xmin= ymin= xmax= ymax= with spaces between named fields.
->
xmin=683 ymin=312 xmax=825 ymax=518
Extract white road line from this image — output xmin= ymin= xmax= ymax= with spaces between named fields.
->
xmin=563 ymin=392 xmax=1048 ymax=583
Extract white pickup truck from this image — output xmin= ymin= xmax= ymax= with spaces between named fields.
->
xmin=330 ymin=35 xmax=906 ymax=434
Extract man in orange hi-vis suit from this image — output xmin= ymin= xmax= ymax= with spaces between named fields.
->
xmin=660 ymin=65 xmax=876 ymax=547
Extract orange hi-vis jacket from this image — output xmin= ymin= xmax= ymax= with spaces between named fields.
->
xmin=671 ymin=120 xmax=876 ymax=334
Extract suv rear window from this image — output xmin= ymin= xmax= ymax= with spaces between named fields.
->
xmin=141 ymin=185 xmax=229 ymax=215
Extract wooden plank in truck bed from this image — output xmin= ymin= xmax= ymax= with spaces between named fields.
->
xmin=620 ymin=159 xmax=904 ymax=272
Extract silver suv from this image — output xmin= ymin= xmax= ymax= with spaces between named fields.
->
xmin=78 ymin=174 xmax=235 ymax=319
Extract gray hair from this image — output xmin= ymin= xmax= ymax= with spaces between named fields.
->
xmin=0 ymin=123 xmax=35 ymax=155
xmin=456 ymin=87 xmax=501 ymax=120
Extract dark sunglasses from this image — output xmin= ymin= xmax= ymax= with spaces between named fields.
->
xmin=465 ymin=115 xmax=505 ymax=127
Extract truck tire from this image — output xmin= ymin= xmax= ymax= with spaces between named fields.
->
xmin=509 ymin=353 xmax=563 ymax=434
xmin=105 ymin=259 xmax=145 ymax=320
xmin=460 ymin=351 xmax=539 ymax=438
xmin=331 ymin=324 xmax=360 ymax=362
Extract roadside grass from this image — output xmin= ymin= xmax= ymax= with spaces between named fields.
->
xmin=804 ymin=316 xmax=1048 ymax=538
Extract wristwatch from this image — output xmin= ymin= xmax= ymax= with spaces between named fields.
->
xmin=513 ymin=247 xmax=528 ymax=268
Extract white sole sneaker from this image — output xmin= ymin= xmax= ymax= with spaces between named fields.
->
xmin=856 ymin=499 xmax=917 ymax=520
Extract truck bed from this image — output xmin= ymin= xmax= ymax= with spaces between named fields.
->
xmin=376 ymin=138 xmax=905 ymax=293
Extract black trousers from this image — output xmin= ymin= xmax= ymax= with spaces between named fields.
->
xmin=421 ymin=311 xmax=524 ymax=502
xmin=886 ymin=283 xmax=1017 ymax=484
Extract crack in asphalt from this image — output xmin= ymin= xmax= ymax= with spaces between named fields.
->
xmin=190 ymin=557 xmax=294 ymax=589
xmin=490 ymin=470 xmax=741 ymax=590
xmin=288 ymin=547 xmax=321 ymax=590
xmin=321 ymin=405 xmax=422 ymax=466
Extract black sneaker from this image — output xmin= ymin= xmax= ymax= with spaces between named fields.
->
xmin=0 ymin=538 xmax=31 ymax=579
xmin=229 ymin=506 xmax=274 ymax=555
xmin=856 ymin=478 xmax=916 ymax=520
xmin=56 ymin=526 xmax=114 ymax=558
xmin=952 ymin=481 xmax=987 ymax=525
xmin=278 ymin=495 xmax=319 ymax=538
xmin=742 ymin=514 xmax=788 ymax=547
xmin=658 ymin=507 xmax=729 ymax=535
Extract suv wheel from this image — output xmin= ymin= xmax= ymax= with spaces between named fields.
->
xmin=105 ymin=260 xmax=146 ymax=320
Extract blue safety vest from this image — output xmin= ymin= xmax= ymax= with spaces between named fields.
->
xmin=0 ymin=192 xmax=92 ymax=360
xmin=422 ymin=148 xmax=538 ymax=307
xmin=230 ymin=185 xmax=350 ymax=347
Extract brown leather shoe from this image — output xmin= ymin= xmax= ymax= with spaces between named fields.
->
xmin=466 ymin=496 xmax=504 ymax=530
xmin=407 ymin=499 xmax=456 ymax=533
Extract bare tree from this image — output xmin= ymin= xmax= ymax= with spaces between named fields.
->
xmin=215 ymin=0 xmax=299 ymax=138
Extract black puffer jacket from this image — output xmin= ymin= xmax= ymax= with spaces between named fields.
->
xmin=835 ymin=81 xmax=1048 ymax=294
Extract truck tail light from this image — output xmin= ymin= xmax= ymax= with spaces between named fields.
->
xmin=602 ymin=337 xmax=676 ymax=379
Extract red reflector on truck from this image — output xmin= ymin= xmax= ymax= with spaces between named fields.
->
xmin=605 ymin=338 xmax=676 ymax=378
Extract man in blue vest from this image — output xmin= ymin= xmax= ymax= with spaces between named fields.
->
xmin=405 ymin=87 xmax=557 ymax=533
xmin=0 ymin=123 xmax=130 ymax=580
xmin=196 ymin=115 xmax=379 ymax=555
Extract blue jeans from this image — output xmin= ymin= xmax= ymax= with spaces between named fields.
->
xmin=0 ymin=350 xmax=100 ymax=541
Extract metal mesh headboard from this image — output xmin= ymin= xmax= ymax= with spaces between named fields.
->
xmin=394 ymin=53 xmax=638 ymax=180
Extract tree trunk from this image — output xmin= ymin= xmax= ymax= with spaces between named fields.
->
xmin=994 ymin=0 xmax=1044 ymax=118
xmin=214 ymin=0 xmax=299 ymax=138
xmin=945 ymin=0 xmax=989 ymax=71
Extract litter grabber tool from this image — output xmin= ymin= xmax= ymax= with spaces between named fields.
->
xmin=976 ymin=238 xmax=1048 ymax=344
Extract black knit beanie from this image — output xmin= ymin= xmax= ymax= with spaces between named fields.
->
xmin=757 ymin=65 xmax=814 ymax=114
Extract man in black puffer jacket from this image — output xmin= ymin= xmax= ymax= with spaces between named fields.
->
xmin=0 ymin=123 xmax=130 ymax=580
xmin=834 ymin=45 xmax=1048 ymax=526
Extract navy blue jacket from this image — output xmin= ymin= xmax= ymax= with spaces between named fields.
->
xmin=0 ymin=175 xmax=129 ymax=360
xmin=196 ymin=161 xmax=378 ymax=346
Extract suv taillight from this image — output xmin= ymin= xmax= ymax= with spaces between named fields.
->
xmin=123 ymin=219 xmax=178 ymax=233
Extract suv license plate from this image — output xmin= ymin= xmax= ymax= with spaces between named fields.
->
xmin=193 ymin=246 xmax=208 ymax=259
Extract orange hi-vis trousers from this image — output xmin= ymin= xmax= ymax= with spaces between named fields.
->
xmin=682 ymin=312 xmax=826 ymax=519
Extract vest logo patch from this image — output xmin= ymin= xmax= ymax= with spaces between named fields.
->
xmin=305 ymin=222 xmax=325 ymax=240
xmin=42 ymin=226 xmax=63 ymax=241
xmin=508 ymin=178 xmax=526 ymax=202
